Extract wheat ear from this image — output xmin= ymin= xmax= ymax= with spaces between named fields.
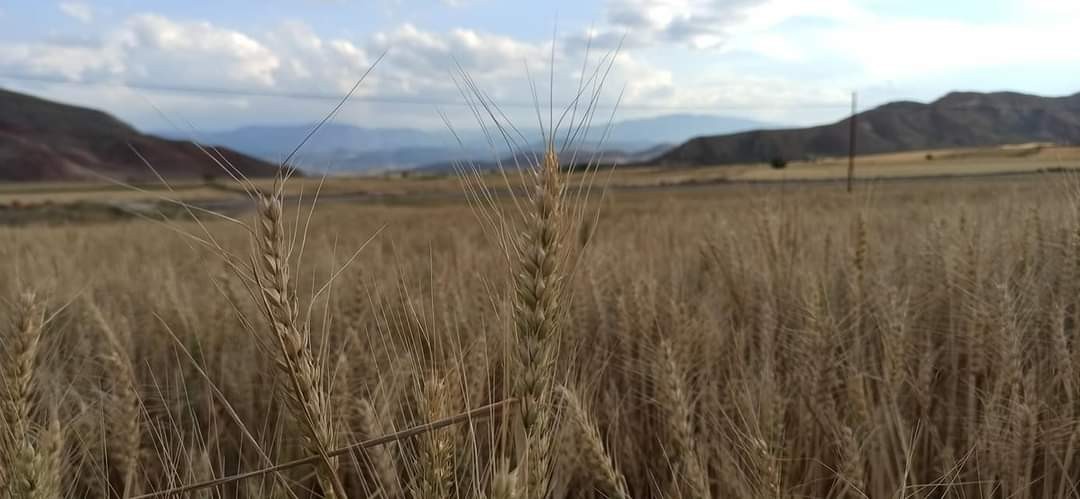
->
xmin=558 ymin=386 xmax=629 ymax=499
xmin=489 ymin=459 xmax=521 ymax=499
xmin=1 ymin=292 xmax=44 ymax=457
xmin=511 ymin=146 xmax=566 ymax=499
xmin=89 ymin=304 xmax=144 ymax=499
xmin=253 ymin=188 xmax=348 ymax=499
xmin=656 ymin=340 xmax=709 ymax=499
xmin=355 ymin=398 xmax=401 ymax=499
xmin=41 ymin=404 xmax=64 ymax=499
xmin=0 ymin=292 xmax=60 ymax=499
xmin=413 ymin=375 xmax=455 ymax=498
xmin=837 ymin=424 xmax=866 ymax=496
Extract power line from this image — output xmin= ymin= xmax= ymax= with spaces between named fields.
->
xmin=0 ymin=72 xmax=853 ymax=112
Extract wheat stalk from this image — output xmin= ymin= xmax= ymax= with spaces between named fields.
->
xmin=132 ymin=398 xmax=516 ymax=498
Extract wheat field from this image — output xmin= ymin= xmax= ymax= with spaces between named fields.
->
xmin=2 ymin=143 xmax=1080 ymax=499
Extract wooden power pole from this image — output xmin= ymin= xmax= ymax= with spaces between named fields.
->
xmin=847 ymin=91 xmax=858 ymax=193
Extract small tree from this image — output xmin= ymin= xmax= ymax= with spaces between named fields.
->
xmin=770 ymin=157 xmax=788 ymax=169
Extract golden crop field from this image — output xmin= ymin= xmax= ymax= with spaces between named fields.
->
xmin=3 ymin=148 xmax=1080 ymax=499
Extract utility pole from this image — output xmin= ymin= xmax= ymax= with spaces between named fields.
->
xmin=847 ymin=91 xmax=858 ymax=193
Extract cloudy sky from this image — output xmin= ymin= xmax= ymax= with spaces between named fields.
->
xmin=2 ymin=0 xmax=1079 ymax=132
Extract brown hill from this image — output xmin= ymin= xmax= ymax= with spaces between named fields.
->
xmin=0 ymin=88 xmax=279 ymax=182
xmin=658 ymin=91 xmax=1080 ymax=166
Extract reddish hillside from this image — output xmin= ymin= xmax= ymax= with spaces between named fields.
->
xmin=0 ymin=88 xmax=280 ymax=182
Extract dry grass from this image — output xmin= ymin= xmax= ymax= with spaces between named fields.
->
xmin=733 ymin=144 xmax=1080 ymax=181
xmin=4 ymin=155 xmax=1080 ymax=499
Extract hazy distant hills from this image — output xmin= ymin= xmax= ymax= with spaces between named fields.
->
xmin=0 ymin=88 xmax=277 ymax=182
xmin=414 ymin=143 xmax=672 ymax=174
xmin=10 ymin=86 xmax=1080 ymax=182
xmin=659 ymin=91 xmax=1080 ymax=166
xmin=184 ymin=124 xmax=444 ymax=161
xmin=177 ymin=114 xmax=771 ymax=173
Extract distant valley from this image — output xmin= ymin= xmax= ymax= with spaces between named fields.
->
xmin=168 ymin=114 xmax=772 ymax=173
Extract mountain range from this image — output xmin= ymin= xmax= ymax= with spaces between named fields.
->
xmin=0 ymin=88 xmax=277 ymax=182
xmin=659 ymin=91 xmax=1080 ymax=166
xmin=173 ymin=114 xmax=771 ymax=173
xmin=5 ymin=87 xmax=1080 ymax=182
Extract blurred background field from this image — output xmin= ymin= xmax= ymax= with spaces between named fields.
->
xmin=3 ymin=143 xmax=1080 ymax=225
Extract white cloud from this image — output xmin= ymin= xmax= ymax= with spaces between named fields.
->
xmin=0 ymin=41 xmax=125 ymax=80
xmin=731 ymin=0 xmax=867 ymax=33
xmin=605 ymin=0 xmax=765 ymax=49
xmin=263 ymin=21 xmax=372 ymax=94
xmin=16 ymin=1 xmax=1076 ymax=131
xmin=373 ymin=24 xmax=548 ymax=78
xmin=618 ymin=0 xmax=1080 ymax=100
xmin=0 ymin=8 xmax=852 ymax=130
xmin=0 ymin=14 xmax=625 ymax=128
xmin=0 ymin=14 xmax=283 ymax=88
xmin=794 ymin=9 xmax=1080 ymax=84
xmin=576 ymin=0 xmax=864 ymax=56
xmin=123 ymin=14 xmax=280 ymax=86
xmin=1022 ymin=0 xmax=1080 ymax=17
xmin=58 ymin=1 xmax=93 ymax=23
